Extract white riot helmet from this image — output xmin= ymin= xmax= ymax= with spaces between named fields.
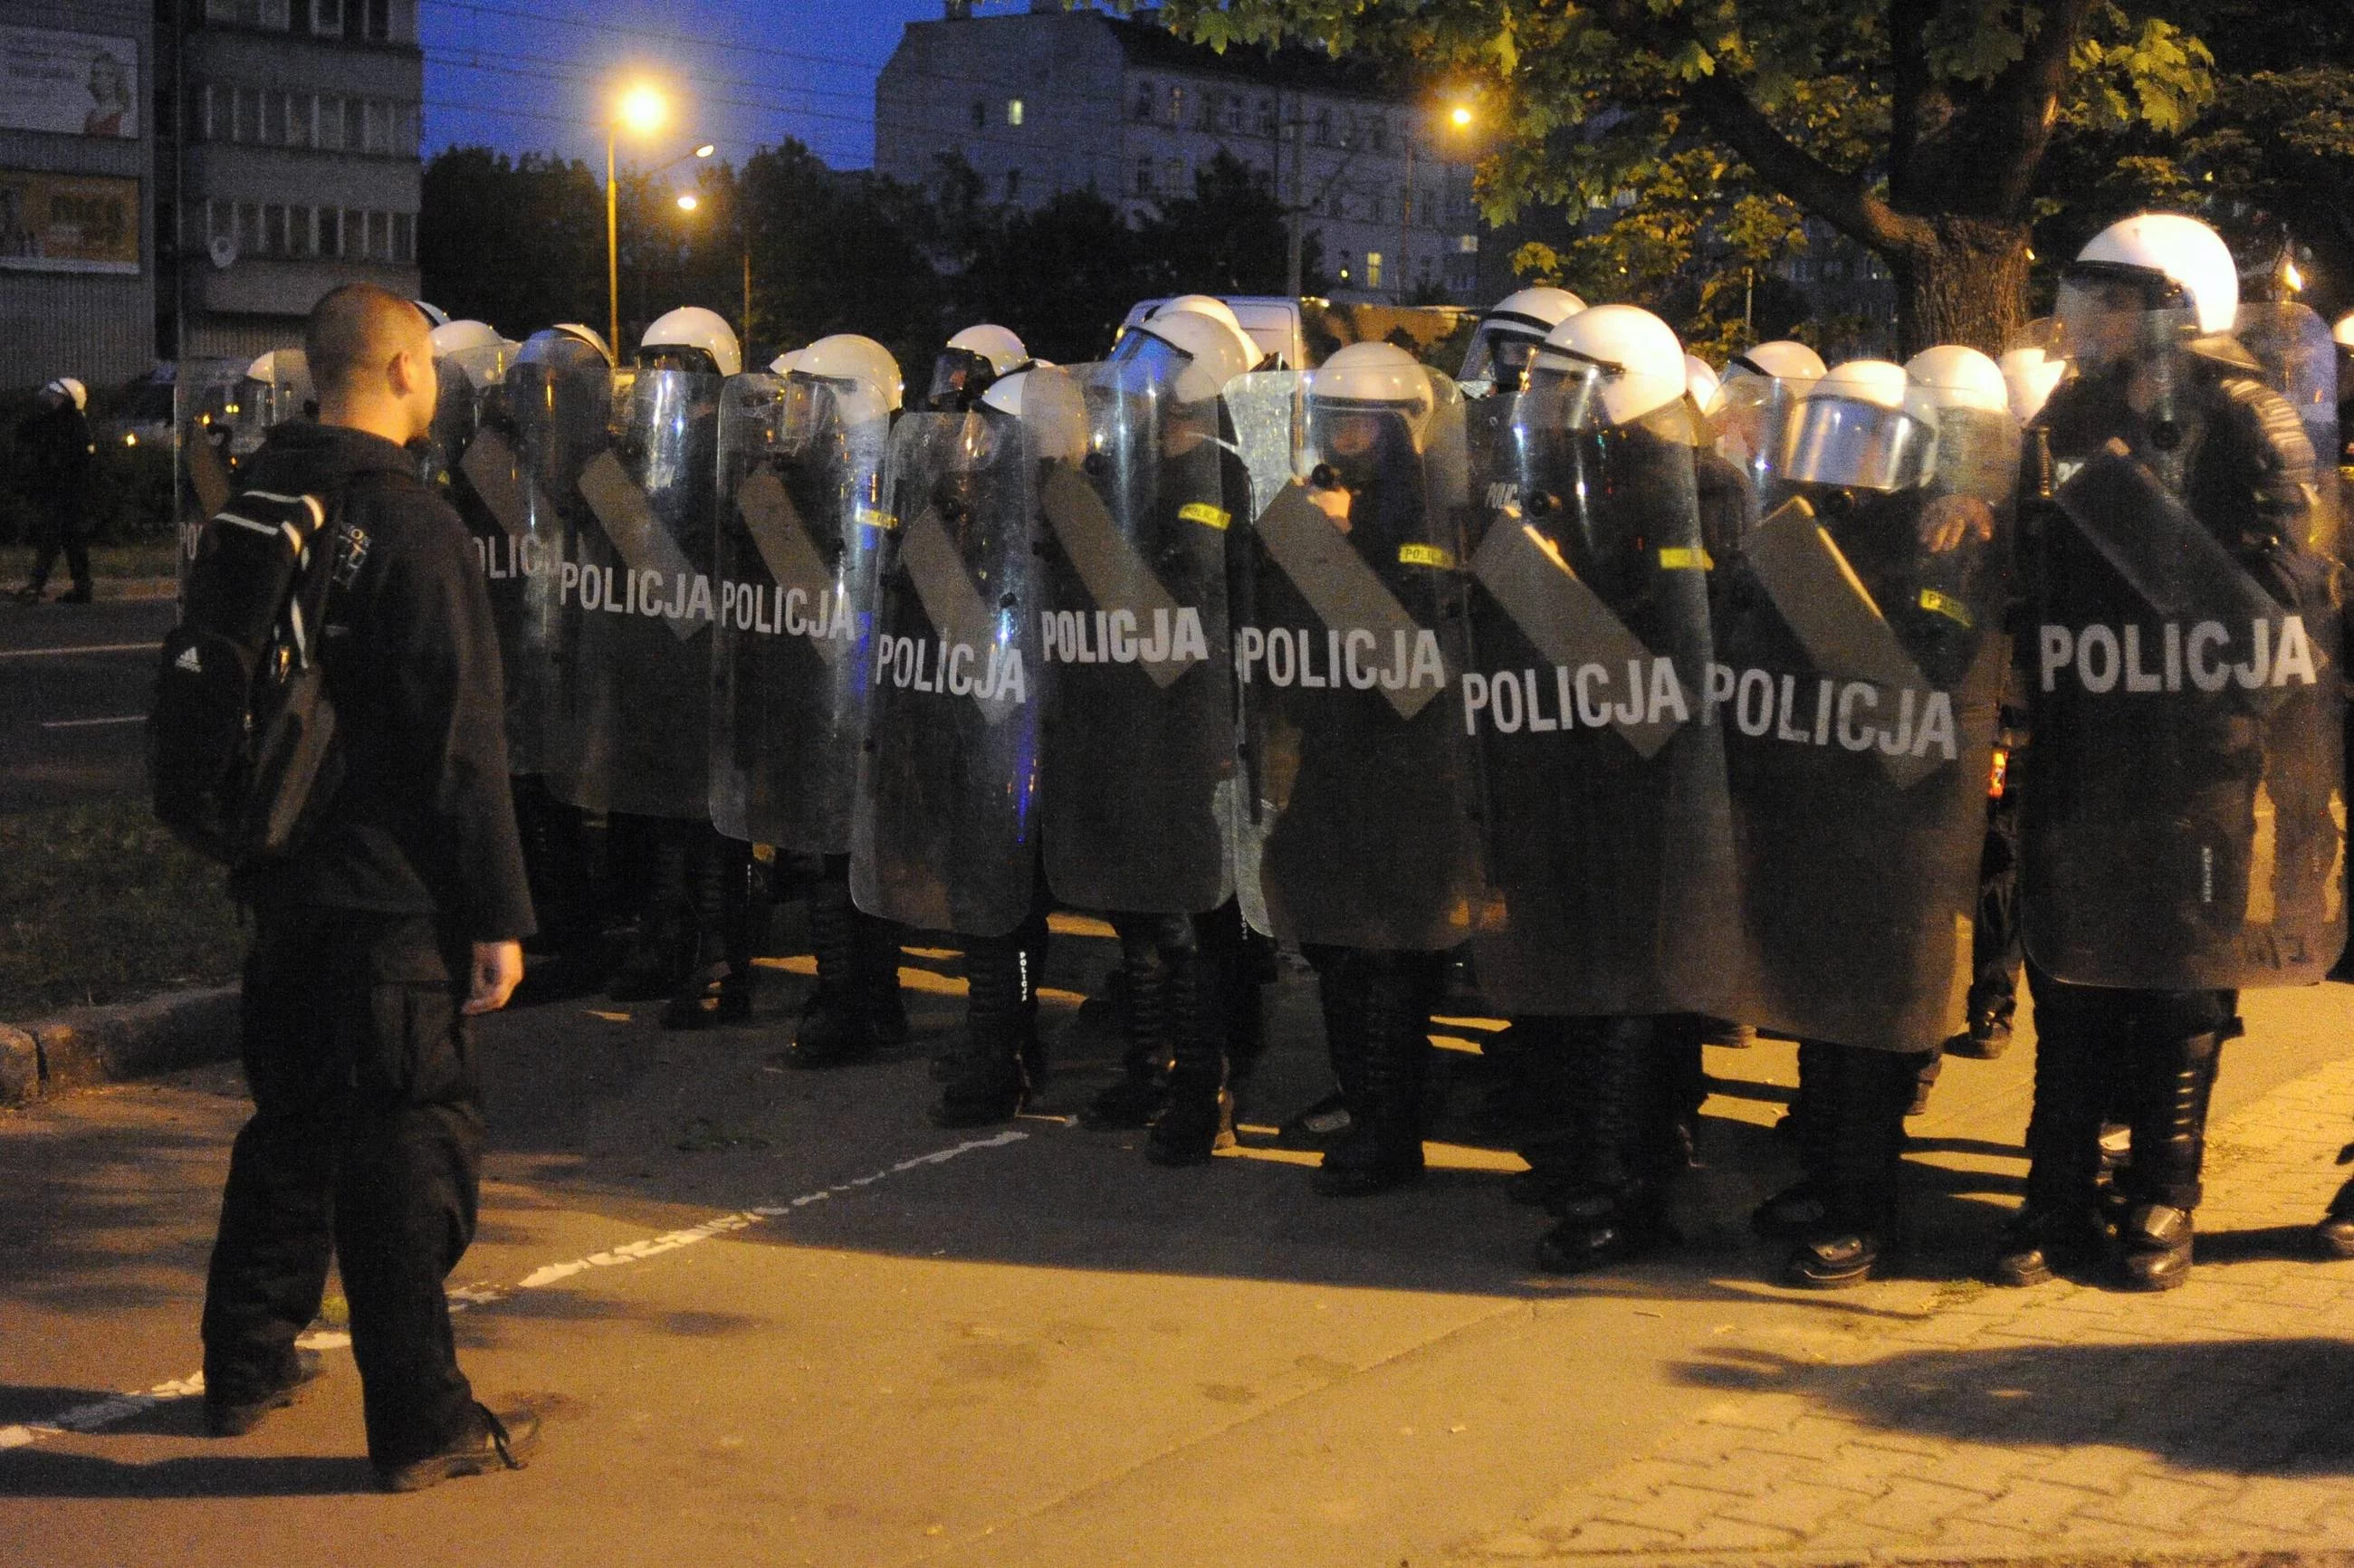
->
xmin=1997 ymin=346 xmax=2064 ymax=424
xmin=412 ymin=299 xmax=451 ymax=329
xmin=1778 ymin=359 xmax=1940 ymax=492
xmin=640 ymin=305 xmax=742 ymax=378
xmin=1152 ymin=294 xmax=1245 ymax=338
xmin=930 ymin=323 xmax=1029 ymax=411
xmin=553 ymin=322 xmax=615 ymax=365
xmin=1903 ymin=345 xmax=2010 ymax=416
xmin=1684 ymin=354 xmax=1720 ymax=412
xmin=2332 ymin=313 xmax=2354 ymax=352
xmin=795 ymin=332 xmax=904 ymax=415
xmin=1124 ymin=304 xmax=1258 ymax=400
xmin=1461 ymin=285 xmax=1585 ymax=393
xmin=980 ymin=365 xmax=1087 ymax=463
xmin=1724 ymin=339 xmax=1828 ymax=386
xmin=769 ymin=348 xmax=807 ymax=376
xmin=1530 ymin=304 xmax=1688 ymax=429
xmin=43 ymin=377 xmax=87 ymax=411
xmin=430 ymin=319 xmax=509 ymax=390
xmin=2069 ymin=211 xmax=2239 ymax=338
xmin=1312 ymin=340 xmax=1435 ymax=415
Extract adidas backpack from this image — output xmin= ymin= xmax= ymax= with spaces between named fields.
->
xmin=148 ymin=487 xmax=350 ymax=867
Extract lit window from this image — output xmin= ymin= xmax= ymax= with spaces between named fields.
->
xmin=1366 ymin=252 xmax=1383 ymax=289
xmin=1006 ymin=99 xmax=1023 ymax=127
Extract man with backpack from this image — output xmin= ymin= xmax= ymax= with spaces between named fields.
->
xmin=13 ymin=376 xmax=96 ymax=604
xmin=186 ymin=283 xmax=541 ymax=1491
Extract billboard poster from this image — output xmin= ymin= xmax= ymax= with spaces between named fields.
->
xmin=0 ymin=27 xmax=140 ymax=139
xmin=0 ymin=170 xmax=140 ymax=273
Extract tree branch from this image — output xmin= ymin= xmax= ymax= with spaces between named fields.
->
xmin=1976 ymin=0 xmax=2102 ymax=213
xmin=1590 ymin=0 xmax=1929 ymax=258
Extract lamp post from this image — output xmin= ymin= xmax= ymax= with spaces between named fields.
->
xmin=608 ymin=83 xmax=669 ymax=359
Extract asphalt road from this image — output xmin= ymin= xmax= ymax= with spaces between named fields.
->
xmin=0 ymin=598 xmax=177 ymax=814
xmin=4 ymin=919 xmax=2352 ymax=1567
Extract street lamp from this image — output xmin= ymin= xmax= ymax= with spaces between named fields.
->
xmin=607 ymin=82 xmax=684 ymax=359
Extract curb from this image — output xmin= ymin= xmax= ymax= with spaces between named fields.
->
xmin=0 ymin=985 xmax=239 ymax=1108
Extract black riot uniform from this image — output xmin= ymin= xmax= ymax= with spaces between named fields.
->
xmin=2003 ymin=338 xmax=2341 ymax=1290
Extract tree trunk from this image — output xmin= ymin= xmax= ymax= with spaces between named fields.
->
xmin=1888 ymin=216 xmax=2033 ymax=359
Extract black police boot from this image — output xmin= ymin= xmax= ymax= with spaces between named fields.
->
xmin=1787 ymin=1044 xmax=1916 ymax=1289
xmin=1754 ymin=1042 xmax=1838 ymax=1238
xmin=612 ymin=821 xmax=695 ymax=1002
xmin=710 ymin=841 xmax=764 ymax=1026
xmin=852 ymin=904 xmax=908 ymax=1044
xmin=2119 ymin=1028 xmax=2224 ymax=1291
xmin=2315 ymin=1175 xmax=2354 ymax=1260
xmin=790 ymin=862 xmax=885 ymax=1066
xmin=1537 ymin=1017 xmax=1673 ymax=1273
xmin=1148 ymin=926 xmax=1234 ymax=1167
xmin=663 ymin=830 xmax=736 ymax=1030
xmin=931 ymin=935 xmax=1036 ymax=1127
xmin=1316 ymin=960 xmax=1430 ymax=1197
xmin=1282 ymin=952 xmax=1364 ymax=1146
xmin=1086 ymin=922 xmax=1171 ymax=1129
xmin=1993 ymin=1018 xmax=2110 ymax=1286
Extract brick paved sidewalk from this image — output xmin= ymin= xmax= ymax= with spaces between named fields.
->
xmin=1448 ymin=1056 xmax=2354 ymax=1566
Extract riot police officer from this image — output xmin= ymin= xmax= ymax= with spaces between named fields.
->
xmin=1231 ymin=341 xmax=1481 ymax=1194
xmin=1721 ymin=356 xmax=2019 ymax=1286
xmin=1042 ymin=303 xmax=1259 ymax=1163
xmin=1463 ymin=304 xmax=1738 ymax=1267
xmin=2001 ymin=214 xmax=2344 ymax=1291
xmin=927 ymin=324 xmax=1030 ymax=414
xmin=1458 ymin=287 xmax=1586 ymax=397
xmin=708 ymin=334 xmax=912 ymax=1066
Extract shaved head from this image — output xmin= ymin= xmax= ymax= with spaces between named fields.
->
xmin=305 ymin=282 xmax=437 ymax=444
xmin=307 ymin=283 xmax=431 ymax=399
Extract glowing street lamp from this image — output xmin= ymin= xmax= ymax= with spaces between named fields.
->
xmin=1398 ymin=100 xmax=1476 ymax=302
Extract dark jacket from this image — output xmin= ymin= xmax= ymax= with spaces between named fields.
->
xmin=229 ymin=423 xmax=535 ymax=943
xmin=16 ymin=398 xmax=94 ymax=508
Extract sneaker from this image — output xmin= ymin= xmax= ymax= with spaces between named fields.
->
xmin=376 ymin=1401 xmax=540 ymax=1494
xmin=203 ymin=1348 xmax=324 ymax=1437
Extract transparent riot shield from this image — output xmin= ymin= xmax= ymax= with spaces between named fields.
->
xmin=1715 ymin=402 xmax=2019 ymax=1053
xmin=1463 ymin=387 xmax=1741 ymax=1016
xmin=425 ymin=341 xmax=539 ymax=769
xmin=2022 ymin=384 xmax=2345 ymax=989
xmin=505 ymin=334 xmax=613 ymax=785
xmin=710 ymin=370 xmax=891 ymax=852
xmin=172 ymin=359 xmax=245 ymax=591
xmin=555 ymin=366 xmax=722 ymax=821
xmin=850 ymin=392 xmax=1054 ymax=938
xmin=1226 ymin=368 xmax=1482 ymax=951
xmin=1037 ymin=352 xmax=1238 ymax=913
xmin=226 ymin=350 xmax=311 ymax=468
xmin=1706 ymin=371 xmax=1806 ymax=521
xmin=2234 ymin=301 xmax=2342 ymax=553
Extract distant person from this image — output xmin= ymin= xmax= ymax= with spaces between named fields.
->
xmin=196 ymin=282 xmax=541 ymax=1492
xmin=14 ymin=378 xmax=95 ymax=604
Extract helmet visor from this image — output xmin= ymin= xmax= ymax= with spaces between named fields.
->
xmin=1525 ymin=349 xmax=1619 ymax=433
xmin=2052 ymin=262 xmax=2197 ymax=373
xmin=1776 ymin=396 xmax=1936 ymax=492
xmin=927 ymin=347 xmax=998 ymax=411
xmin=1462 ymin=326 xmax=1545 ymax=393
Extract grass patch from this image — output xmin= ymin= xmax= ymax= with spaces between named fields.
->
xmin=0 ymin=797 xmax=244 ymax=1019
xmin=0 ymin=540 xmax=179 ymax=582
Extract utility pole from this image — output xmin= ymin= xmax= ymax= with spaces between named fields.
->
xmin=1395 ymin=125 xmax=1416 ymax=304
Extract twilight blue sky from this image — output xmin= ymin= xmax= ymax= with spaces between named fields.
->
xmin=419 ymin=0 xmax=972 ymax=173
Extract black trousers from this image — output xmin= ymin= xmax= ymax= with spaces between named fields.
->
xmin=1967 ymin=788 xmax=2024 ymax=1027
xmin=202 ymin=909 xmax=484 ymax=1468
xmin=26 ymin=501 xmax=91 ymax=595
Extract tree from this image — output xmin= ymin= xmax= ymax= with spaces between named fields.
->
xmin=739 ymin=140 xmax=943 ymax=379
xmin=958 ymin=188 xmax=1152 ymax=364
xmin=1139 ymin=148 xmax=1324 ymax=297
xmin=1163 ymin=0 xmax=2225 ymax=354
xmin=419 ymin=148 xmax=606 ymax=339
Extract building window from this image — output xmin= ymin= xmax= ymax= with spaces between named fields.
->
xmin=1167 ymin=85 xmax=1186 ymax=125
xmin=970 ymin=100 xmax=985 ymax=131
xmin=1003 ymin=168 xmax=1020 ymax=202
xmin=1220 ymin=93 xmax=1241 ymax=133
xmin=317 ymin=94 xmax=343 ymax=149
xmin=306 ymin=0 xmax=343 ymax=33
xmin=1365 ymin=252 xmax=1383 ymax=289
xmin=1372 ymin=118 xmax=1389 ymax=153
xmin=1163 ymin=157 xmax=1184 ymax=195
xmin=1006 ymin=98 xmax=1023 ymax=127
xmin=1132 ymin=79 xmax=1153 ymax=121
xmin=392 ymin=211 xmax=414 ymax=263
xmin=1336 ymin=252 xmax=1352 ymax=285
xmin=1134 ymin=157 xmax=1153 ymax=196
xmin=1257 ymin=98 xmax=1277 ymax=138
xmin=1314 ymin=106 xmax=1333 ymax=147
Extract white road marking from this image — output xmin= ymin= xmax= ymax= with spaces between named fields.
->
xmin=39 ymin=714 xmax=145 ymax=729
xmin=0 ymin=641 xmax=158 ymax=659
xmin=0 ymin=1129 xmax=1029 ymax=1454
